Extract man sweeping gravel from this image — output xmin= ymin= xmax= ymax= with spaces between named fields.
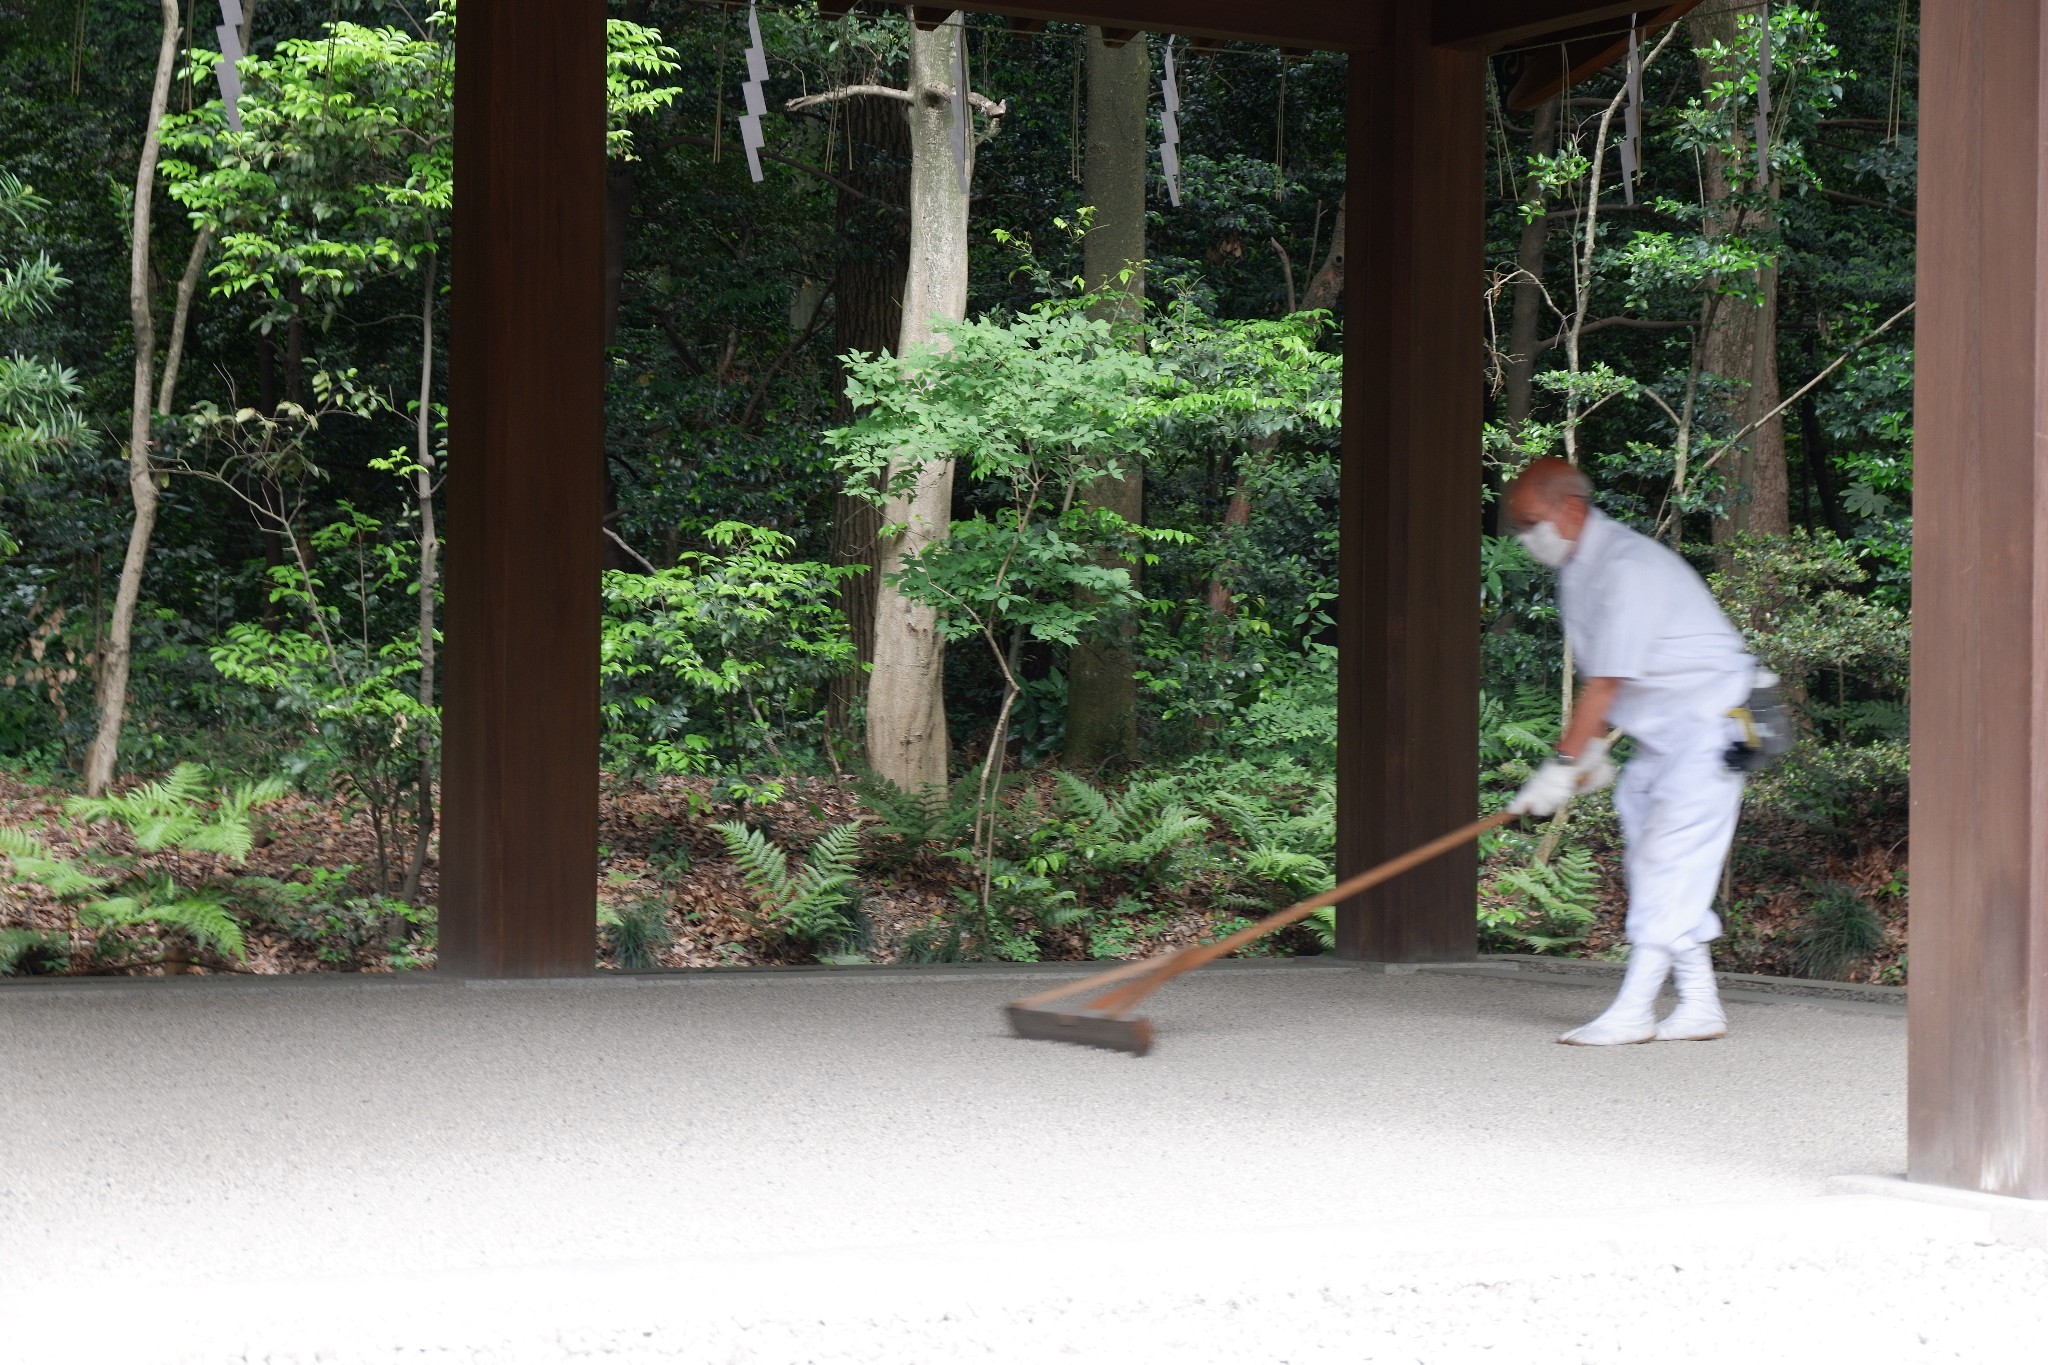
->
xmin=1503 ymin=458 xmax=1759 ymax=1046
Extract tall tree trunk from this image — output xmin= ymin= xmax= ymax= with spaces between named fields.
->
xmin=1300 ymin=195 xmax=1345 ymax=314
xmin=84 ymin=0 xmax=182 ymax=797
xmin=1504 ymin=95 xmax=1560 ymax=434
xmin=1692 ymin=0 xmax=1789 ymax=539
xmin=828 ymin=93 xmax=910 ymax=741
xmin=1064 ymin=25 xmax=1149 ymax=771
xmin=866 ymin=12 xmax=972 ymax=792
xmin=401 ymin=250 xmax=440 ymax=903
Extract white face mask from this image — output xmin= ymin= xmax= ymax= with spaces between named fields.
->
xmin=1516 ymin=519 xmax=1576 ymax=568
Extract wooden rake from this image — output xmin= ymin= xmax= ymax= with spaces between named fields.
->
xmin=1005 ymin=810 xmax=1518 ymax=1055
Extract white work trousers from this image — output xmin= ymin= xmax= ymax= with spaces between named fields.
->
xmin=1613 ymin=721 xmax=1745 ymax=952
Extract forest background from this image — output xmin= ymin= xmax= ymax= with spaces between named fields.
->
xmin=0 ymin=0 xmax=1916 ymax=982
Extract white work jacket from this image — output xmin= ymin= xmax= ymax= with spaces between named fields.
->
xmin=1555 ymin=509 xmax=1753 ymax=750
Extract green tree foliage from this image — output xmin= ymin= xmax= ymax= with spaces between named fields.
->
xmin=0 ymin=170 xmax=89 ymax=543
xmin=600 ymin=522 xmax=861 ymax=776
xmin=830 ymin=301 xmax=1182 ymax=915
xmin=161 ymin=7 xmax=676 ymax=318
xmin=209 ymin=506 xmax=435 ymax=892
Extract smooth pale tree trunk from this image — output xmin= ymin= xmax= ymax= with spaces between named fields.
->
xmin=867 ymin=12 xmax=971 ymax=792
xmin=828 ymin=94 xmax=910 ymax=741
xmin=85 ymin=0 xmax=182 ymax=797
xmin=1691 ymin=0 xmax=1788 ymax=538
xmin=1504 ymin=95 xmax=1559 ymax=434
xmin=1065 ymin=25 xmax=1149 ymax=771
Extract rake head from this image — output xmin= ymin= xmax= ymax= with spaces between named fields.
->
xmin=1005 ymin=1002 xmax=1155 ymax=1056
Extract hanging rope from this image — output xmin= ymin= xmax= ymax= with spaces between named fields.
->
xmin=1160 ymin=36 xmax=1182 ymax=207
xmin=739 ymin=1 xmax=769 ymax=182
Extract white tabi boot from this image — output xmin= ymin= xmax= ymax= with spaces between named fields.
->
xmin=1654 ymin=943 xmax=1728 ymax=1041
xmin=1558 ymin=946 xmax=1671 ymax=1045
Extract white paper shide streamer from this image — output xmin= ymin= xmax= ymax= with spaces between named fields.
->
xmin=216 ymin=0 xmax=246 ymax=131
xmin=739 ymin=3 xmax=769 ymax=183
xmin=1159 ymin=38 xmax=1182 ymax=208
xmin=1753 ymin=3 xmax=1772 ymax=187
xmin=950 ymin=20 xmax=970 ymax=196
xmin=1619 ymin=19 xmax=1642 ymax=206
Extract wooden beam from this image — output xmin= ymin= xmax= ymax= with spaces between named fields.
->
xmin=1432 ymin=0 xmax=1670 ymax=51
xmin=1334 ymin=7 xmax=1483 ymax=963
xmin=442 ymin=0 xmax=604 ymax=977
xmin=1497 ymin=2 xmax=1702 ymax=110
xmin=911 ymin=6 xmax=955 ymax=32
xmin=944 ymin=2 xmax=1382 ymax=51
xmin=1907 ymin=0 xmax=2048 ymax=1199
xmin=1098 ymin=27 xmax=1138 ymax=48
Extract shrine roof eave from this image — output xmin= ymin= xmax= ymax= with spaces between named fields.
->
xmin=875 ymin=2 xmax=1671 ymax=54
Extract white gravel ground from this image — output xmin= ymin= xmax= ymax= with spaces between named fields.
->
xmin=3 ymin=962 xmax=2041 ymax=1362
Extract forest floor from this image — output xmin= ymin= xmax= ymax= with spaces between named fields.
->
xmin=0 ymin=766 xmax=1908 ymax=982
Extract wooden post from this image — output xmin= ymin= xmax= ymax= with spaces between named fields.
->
xmin=1907 ymin=0 xmax=2048 ymax=1198
xmin=1334 ymin=10 xmax=1485 ymax=961
xmin=440 ymin=0 xmax=606 ymax=976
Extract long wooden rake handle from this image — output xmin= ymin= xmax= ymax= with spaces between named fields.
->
xmin=1012 ymin=808 xmax=1519 ymax=1018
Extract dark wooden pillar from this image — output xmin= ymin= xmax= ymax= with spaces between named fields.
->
xmin=1907 ymin=0 xmax=2048 ymax=1198
xmin=1334 ymin=10 xmax=1485 ymax=961
xmin=441 ymin=0 xmax=605 ymax=976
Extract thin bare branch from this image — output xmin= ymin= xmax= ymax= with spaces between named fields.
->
xmin=785 ymin=84 xmax=914 ymax=110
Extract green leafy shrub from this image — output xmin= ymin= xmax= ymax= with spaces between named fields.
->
xmin=210 ymin=510 xmax=437 ymax=895
xmin=1793 ymin=881 xmax=1886 ymax=980
xmin=242 ymin=865 xmax=434 ymax=969
xmin=715 ymin=819 xmax=864 ymax=959
xmin=601 ymin=523 xmax=861 ymax=777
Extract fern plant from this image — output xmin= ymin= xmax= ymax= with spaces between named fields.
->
xmin=0 ymin=927 xmax=68 ymax=975
xmin=65 ymin=763 xmax=289 ymax=860
xmin=0 ymin=765 xmax=289 ymax=970
xmin=1204 ymin=777 xmax=1337 ymax=922
xmin=852 ymin=772 xmax=974 ymax=866
xmin=78 ymin=876 xmax=248 ymax=961
xmin=1483 ymin=843 xmax=1603 ymax=953
xmin=1051 ymin=772 xmax=1208 ymax=892
xmin=715 ymin=819 xmax=863 ymax=957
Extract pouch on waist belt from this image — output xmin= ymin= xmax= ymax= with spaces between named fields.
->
xmin=1724 ymin=669 xmax=1794 ymax=773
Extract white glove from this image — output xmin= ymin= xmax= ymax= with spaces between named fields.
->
xmin=1509 ymin=737 xmax=1615 ymax=816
